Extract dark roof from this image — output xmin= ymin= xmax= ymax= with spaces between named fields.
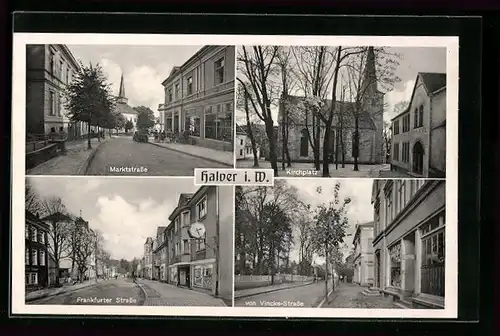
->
xmin=40 ymin=211 xmax=72 ymax=222
xmin=177 ymin=193 xmax=194 ymax=207
xmin=419 ymin=72 xmax=446 ymax=94
xmin=26 ymin=210 xmax=50 ymax=231
xmin=156 ymin=226 xmax=167 ymax=236
xmin=284 ymin=95 xmax=377 ymax=130
xmin=115 ymin=102 xmax=137 ymax=116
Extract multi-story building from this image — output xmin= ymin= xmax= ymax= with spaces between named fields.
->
xmin=235 ymin=124 xmax=261 ymax=160
xmin=152 ymin=227 xmax=166 ymax=280
xmin=352 ymin=222 xmax=375 ymax=287
xmin=390 ymin=73 xmax=446 ymax=177
xmin=143 ymin=237 xmax=153 ymax=279
xmin=371 ymin=179 xmax=446 ymax=309
xmin=165 ymin=186 xmax=233 ymax=301
xmin=26 ymin=44 xmax=85 ymax=139
xmin=25 ymin=210 xmax=50 ymax=291
xmin=159 ymin=46 xmax=235 ymax=152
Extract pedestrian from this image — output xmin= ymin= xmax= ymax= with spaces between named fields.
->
xmin=58 ymin=126 xmax=68 ymax=154
xmin=48 ymin=127 xmax=58 ymax=141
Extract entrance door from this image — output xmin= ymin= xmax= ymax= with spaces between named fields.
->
xmin=375 ymin=251 xmax=381 ymax=288
xmin=186 ymin=267 xmax=191 ymax=288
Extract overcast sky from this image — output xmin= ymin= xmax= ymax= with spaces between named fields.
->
xmin=284 ymin=179 xmax=374 ymax=264
xmin=236 ymin=46 xmax=447 ymax=124
xmin=28 ymin=177 xmax=198 ymax=261
xmin=67 ymin=45 xmax=203 ymax=116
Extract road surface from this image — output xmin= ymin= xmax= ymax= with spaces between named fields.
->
xmin=85 ymin=136 xmax=228 ymax=176
xmin=29 ymin=278 xmax=144 ymax=306
xmin=323 ymin=283 xmax=398 ymax=308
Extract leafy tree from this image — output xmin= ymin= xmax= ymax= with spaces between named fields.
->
xmin=113 ymin=113 xmax=126 ymax=134
xmin=73 ymin=226 xmax=95 ymax=282
xmin=134 ymin=106 xmax=155 ymax=131
xmin=64 ymin=62 xmax=116 ymax=149
xmin=124 ymin=119 xmax=134 ymax=133
xmin=310 ymin=183 xmax=351 ymax=300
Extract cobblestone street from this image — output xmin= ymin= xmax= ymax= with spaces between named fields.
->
xmin=136 ymin=278 xmax=227 ymax=307
xmin=323 ymin=283 xmax=398 ymax=309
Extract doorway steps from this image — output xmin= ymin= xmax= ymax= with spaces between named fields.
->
xmin=362 ymin=288 xmax=382 ymax=297
xmin=394 ymin=298 xmax=412 ymax=309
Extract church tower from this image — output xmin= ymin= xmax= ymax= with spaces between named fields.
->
xmin=117 ymin=73 xmax=128 ymax=104
xmin=361 ymin=46 xmax=384 ymax=164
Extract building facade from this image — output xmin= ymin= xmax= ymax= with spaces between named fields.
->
xmin=152 ymin=227 xmax=166 ymax=281
xmin=115 ymin=74 xmax=138 ymax=133
xmin=371 ymin=179 xmax=446 ymax=308
xmin=159 ymin=46 xmax=235 ymax=152
xmin=25 ymin=210 xmax=50 ymax=291
xmin=143 ymin=238 xmax=153 ymax=279
xmin=26 ymin=44 xmax=88 ymax=139
xmin=236 ymin=124 xmax=261 ymax=160
xmin=352 ymin=222 xmax=375 ymax=287
xmin=278 ymin=47 xmax=384 ymax=164
xmin=391 ymin=73 xmax=446 ymax=177
xmin=162 ymin=186 xmax=232 ymax=301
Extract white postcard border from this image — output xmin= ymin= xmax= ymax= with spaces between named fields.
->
xmin=12 ymin=33 xmax=459 ymax=318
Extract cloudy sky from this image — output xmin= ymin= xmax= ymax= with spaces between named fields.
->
xmin=67 ymin=45 xmax=203 ymax=116
xmin=236 ymin=46 xmax=447 ymax=124
xmin=28 ymin=177 xmax=198 ymax=261
xmin=285 ymin=179 xmax=374 ymax=264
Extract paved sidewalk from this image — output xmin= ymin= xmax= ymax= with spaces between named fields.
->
xmin=135 ymin=278 xmax=226 ymax=307
xmin=26 ymin=137 xmax=108 ymax=175
xmin=234 ymin=281 xmax=314 ymax=299
xmin=26 ymin=280 xmax=96 ymax=302
xmin=323 ymin=283 xmax=398 ymax=308
xmin=149 ymin=142 xmax=234 ymax=166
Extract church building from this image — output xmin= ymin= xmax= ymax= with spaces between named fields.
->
xmin=278 ymin=47 xmax=384 ymax=165
xmin=115 ymin=74 xmax=138 ymax=133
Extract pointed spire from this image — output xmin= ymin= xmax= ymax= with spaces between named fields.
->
xmin=361 ymin=46 xmax=378 ymax=96
xmin=118 ymin=73 xmax=126 ymax=98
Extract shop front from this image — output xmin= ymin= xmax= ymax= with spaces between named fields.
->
xmin=191 ymin=259 xmax=216 ymax=294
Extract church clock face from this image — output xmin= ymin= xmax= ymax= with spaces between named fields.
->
xmin=188 ymin=222 xmax=206 ymax=239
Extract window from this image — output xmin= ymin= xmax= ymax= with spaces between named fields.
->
xmin=49 ymin=51 xmax=55 ymax=74
xmin=187 ymin=76 xmax=193 ymax=95
xmin=27 ymin=272 xmax=38 ymax=285
xmin=182 ymin=211 xmax=190 ymax=227
xmin=204 ymin=104 xmax=233 ymax=142
xmin=197 ymin=196 xmax=207 ymax=219
xmin=214 ymin=57 xmax=225 ymax=85
xmin=184 ymin=110 xmax=201 ymax=137
xmin=240 ymin=149 xmax=243 ymax=156
xmin=31 ymin=227 xmax=37 ymax=242
xmin=59 ymin=61 xmax=63 ymax=79
xmin=175 ymin=217 xmax=180 ymax=231
xmin=413 ymin=108 xmax=418 ymax=128
xmin=403 ymin=114 xmax=410 ymax=132
xmin=175 ymin=83 xmax=180 ymax=100
xmin=183 ymin=239 xmax=190 ymax=254
xmin=31 ymin=249 xmax=38 ymax=266
xmin=175 ymin=242 xmax=179 ymax=256
xmin=39 ymin=250 xmax=46 ymax=266
xmin=393 ymin=143 xmax=399 ymax=161
xmin=57 ymin=93 xmax=62 ymax=116
xmin=25 ymin=248 xmax=30 ymax=265
xmin=393 ymin=119 xmax=399 ymax=135
xmin=420 ymin=213 xmax=445 ymax=297
xmin=389 ymin=243 xmax=401 ymax=288
xmin=25 ymin=225 xmax=29 ymax=239
xmin=49 ymin=91 xmax=56 ymax=116
xmin=418 ymin=105 xmax=424 ymax=127
xmin=402 ymin=142 xmax=410 ymax=163
xmin=66 ymin=68 xmax=70 ymax=84
xmin=240 ymin=139 xmax=244 ymax=146
xmin=168 ymin=88 xmax=173 ymax=102
xmin=38 ymin=231 xmax=45 ymax=244
xmin=399 ymin=180 xmax=407 ymax=210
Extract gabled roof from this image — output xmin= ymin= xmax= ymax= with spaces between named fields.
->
xmin=156 ymin=226 xmax=166 ymax=237
xmin=145 ymin=237 xmax=153 ymax=245
xmin=177 ymin=193 xmax=194 ymax=208
xmin=115 ymin=102 xmax=138 ymax=116
xmin=419 ymin=72 xmax=446 ymax=94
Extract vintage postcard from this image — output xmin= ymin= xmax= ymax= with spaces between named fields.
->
xmin=12 ymin=33 xmax=458 ymax=318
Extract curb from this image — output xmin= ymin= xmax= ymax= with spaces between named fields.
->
xmin=315 ymin=287 xmax=336 ymax=308
xmin=134 ymin=280 xmax=150 ymax=306
xmin=234 ymin=281 xmax=315 ymax=300
xmin=147 ymin=142 xmax=233 ymax=167
xmin=26 ymin=283 xmax=97 ymax=303
xmin=78 ymin=138 xmax=108 ymax=175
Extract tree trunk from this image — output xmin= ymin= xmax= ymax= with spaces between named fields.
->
xmin=285 ymin=125 xmax=292 ymax=167
xmin=314 ymin=115 xmax=321 ymax=170
xmin=353 ymin=113 xmax=360 ymax=171
xmin=87 ymin=122 xmax=92 ymax=150
xmin=281 ymin=107 xmax=286 ymax=170
xmin=322 ymin=125 xmax=332 ymax=177
xmin=244 ymin=94 xmax=259 ymax=168
xmin=335 ymin=128 xmax=339 ymax=170
xmin=265 ymin=119 xmax=279 ymax=176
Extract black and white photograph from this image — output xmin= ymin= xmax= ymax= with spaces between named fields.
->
xmin=235 ymin=46 xmax=447 ymax=178
xmin=234 ymin=179 xmax=446 ymax=309
xmin=24 ymin=177 xmax=234 ymax=307
xmin=25 ymin=45 xmax=235 ymax=176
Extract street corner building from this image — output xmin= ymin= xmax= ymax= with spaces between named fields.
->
xmin=277 ymin=48 xmax=384 ymax=165
xmin=25 ymin=210 xmax=50 ymax=291
xmin=390 ymin=73 xmax=447 ymax=178
xmin=371 ymin=179 xmax=446 ymax=309
xmin=144 ymin=185 xmax=234 ymax=303
xmin=352 ymin=222 xmax=375 ymax=287
xmin=158 ymin=46 xmax=235 ymax=153
xmin=25 ymin=44 xmax=89 ymax=140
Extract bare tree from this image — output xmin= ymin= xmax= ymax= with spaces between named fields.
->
xmin=40 ymin=197 xmax=73 ymax=286
xmin=237 ymin=46 xmax=280 ymax=176
xmin=73 ymin=226 xmax=95 ymax=282
xmin=25 ymin=180 xmax=43 ymax=214
xmin=344 ymin=47 xmax=401 ymax=171
xmin=236 ymin=83 xmax=259 ymax=167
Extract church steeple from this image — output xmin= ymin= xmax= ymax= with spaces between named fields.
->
xmin=117 ymin=73 xmax=128 ymax=104
xmin=361 ymin=46 xmax=378 ymax=96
